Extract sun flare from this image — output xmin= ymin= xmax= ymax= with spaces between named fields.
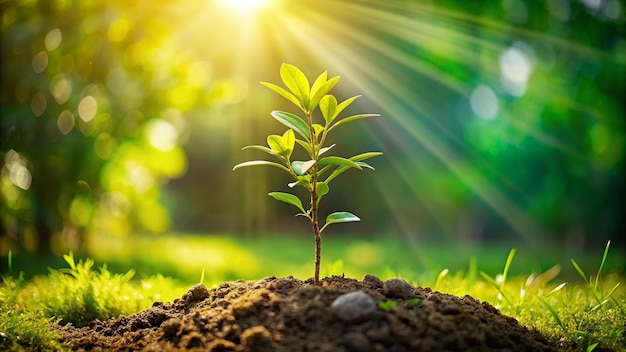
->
xmin=224 ymin=0 xmax=269 ymax=13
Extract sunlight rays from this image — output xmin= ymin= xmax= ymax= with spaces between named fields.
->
xmin=224 ymin=0 xmax=270 ymax=13
xmin=240 ymin=1 xmax=550 ymax=242
xmin=179 ymin=0 xmax=621 ymax=244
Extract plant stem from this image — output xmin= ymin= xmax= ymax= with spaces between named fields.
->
xmin=311 ymin=188 xmax=321 ymax=285
xmin=305 ymin=111 xmax=322 ymax=285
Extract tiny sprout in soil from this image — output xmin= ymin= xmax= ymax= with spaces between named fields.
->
xmin=407 ymin=298 xmax=421 ymax=308
xmin=234 ymin=63 xmax=382 ymax=285
xmin=378 ymin=300 xmax=397 ymax=312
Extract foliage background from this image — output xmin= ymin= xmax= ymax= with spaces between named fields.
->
xmin=1 ymin=0 xmax=624 ymax=260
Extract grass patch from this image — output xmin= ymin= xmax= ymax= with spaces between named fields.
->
xmin=0 ymin=253 xmax=188 ymax=351
xmin=0 ymin=237 xmax=624 ymax=351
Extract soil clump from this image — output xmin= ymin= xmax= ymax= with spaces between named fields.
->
xmin=57 ymin=275 xmax=554 ymax=351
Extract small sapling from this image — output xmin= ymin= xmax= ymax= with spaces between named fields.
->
xmin=234 ymin=63 xmax=382 ymax=284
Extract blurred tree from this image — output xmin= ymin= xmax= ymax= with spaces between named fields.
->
xmin=1 ymin=0 xmax=624 ymax=255
xmin=0 ymin=1 xmax=226 ymax=254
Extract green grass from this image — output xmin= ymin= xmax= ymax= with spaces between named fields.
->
xmin=0 ymin=253 xmax=188 ymax=351
xmin=0 ymin=236 xmax=624 ymax=351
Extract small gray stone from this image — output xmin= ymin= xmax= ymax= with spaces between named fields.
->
xmin=382 ymin=278 xmax=413 ymax=299
xmin=330 ymin=291 xmax=377 ymax=324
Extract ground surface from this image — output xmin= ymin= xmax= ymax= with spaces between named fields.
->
xmin=57 ymin=275 xmax=555 ymax=351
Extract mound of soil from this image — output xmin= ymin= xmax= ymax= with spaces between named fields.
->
xmin=57 ymin=275 xmax=554 ymax=351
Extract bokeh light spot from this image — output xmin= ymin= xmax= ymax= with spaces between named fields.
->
xmin=57 ymin=110 xmax=75 ymax=135
xmin=146 ymin=119 xmax=178 ymax=152
xmin=166 ymin=85 xmax=197 ymax=111
xmin=499 ymin=43 xmax=534 ymax=97
xmin=95 ymin=133 xmax=116 ymax=159
xmin=69 ymin=197 xmax=92 ymax=226
xmin=470 ymin=85 xmax=499 ymax=120
xmin=50 ymin=74 xmax=73 ymax=104
xmin=108 ymin=17 xmax=132 ymax=42
xmin=1 ymin=6 xmax=17 ymax=27
xmin=45 ymin=28 xmax=62 ymax=51
xmin=101 ymin=192 xmax=131 ymax=217
xmin=581 ymin=0 xmax=602 ymax=11
xmin=137 ymin=202 xmax=170 ymax=233
xmin=32 ymin=51 xmax=48 ymax=73
xmin=78 ymin=96 xmax=98 ymax=122
xmin=4 ymin=150 xmax=32 ymax=191
xmin=31 ymin=92 xmax=47 ymax=117
xmin=601 ymin=0 xmax=621 ymax=20
xmin=126 ymin=161 xmax=154 ymax=194
xmin=188 ymin=61 xmax=213 ymax=87
xmin=162 ymin=108 xmax=190 ymax=145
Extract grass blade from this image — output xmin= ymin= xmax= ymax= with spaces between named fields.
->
xmin=501 ymin=248 xmax=516 ymax=289
xmin=594 ymin=241 xmax=611 ymax=293
xmin=8 ymin=250 xmax=12 ymax=276
xmin=537 ymin=296 xmax=565 ymax=330
xmin=479 ymin=271 xmax=514 ymax=306
xmin=434 ymin=268 xmax=449 ymax=292
xmin=571 ymin=258 xmax=590 ymax=285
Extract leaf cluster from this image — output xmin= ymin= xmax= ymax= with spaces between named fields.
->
xmin=234 ymin=63 xmax=381 ymax=232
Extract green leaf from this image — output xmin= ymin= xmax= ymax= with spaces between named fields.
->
xmin=335 ymin=95 xmax=360 ymax=117
xmin=288 ymin=175 xmax=311 ymax=188
xmin=268 ymin=192 xmax=306 ymax=214
xmin=292 ymin=160 xmax=316 ymax=175
xmin=280 ymin=63 xmax=310 ymax=110
xmin=316 ymin=181 xmax=329 ymax=196
xmin=318 ymin=156 xmax=362 ymax=169
xmin=320 ymin=95 xmax=338 ymax=124
xmin=320 ymin=211 xmax=360 ymax=233
xmin=350 ymin=152 xmax=384 ymax=161
xmin=310 ymin=76 xmax=340 ymax=110
xmin=313 ymin=124 xmax=325 ymax=137
xmin=356 ymin=161 xmax=376 ymax=170
xmin=328 ymin=113 xmax=380 ymax=132
xmin=318 ymin=144 xmax=335 ymax=156
xmin=233 ymin=160 xmax=290 ymax=173
xmin=295 ymin=139 xmax=313 ymax=156
xmin=267 ymin=129 xmax=295 ymax=158
xmin=242 ymin=145 xmax=277 ymax=157
xmin=323 ymin=165 xmax=349 ymax=183
xmin=310 ymin=71 xmax=327 ymax=93
xmin=267 ymin=135 xmax=286 ymax=156
xmin=271 ymin=111 xmax=311 ymax=141
xmin=324 ymin=152 xmax=382 ymax=183
xmin=261 ymin=82 xmax=302 ymax=109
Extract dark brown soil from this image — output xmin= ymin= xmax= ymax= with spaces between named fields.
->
xmin=56 ymin=275 xmax=555 ymax=351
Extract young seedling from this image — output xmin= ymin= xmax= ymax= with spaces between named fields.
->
xmin=378 ymin=300 xmax=397 ymax=312
xmin=234 ymin=63 xmax=382 ymax=284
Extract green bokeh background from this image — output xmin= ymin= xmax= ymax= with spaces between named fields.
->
xmin=1 ymin=0 xmax=624 ymax=272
